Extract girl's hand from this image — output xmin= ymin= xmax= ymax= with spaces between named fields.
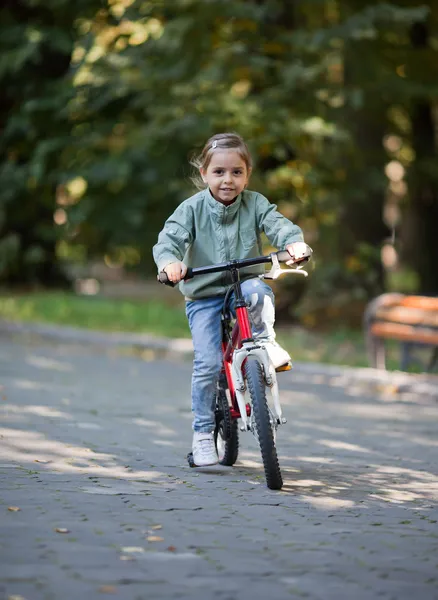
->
xmin=286 ymin=242 xmax=309 ymax=262
xmin=164 ymin=261 xmax=188 ymax=284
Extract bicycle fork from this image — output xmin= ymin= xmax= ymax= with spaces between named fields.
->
xmin=230 ymin=343 xmax=284 ymax=432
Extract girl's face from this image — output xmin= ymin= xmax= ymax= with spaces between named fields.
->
xmin=200 ymin=150 xmax=251 ymax=204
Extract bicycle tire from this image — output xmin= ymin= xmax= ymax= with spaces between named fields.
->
xmin=244 ymin=357 xmax=283 ymax=490
xmin=214 ymin=376 xmax=239 ymax=466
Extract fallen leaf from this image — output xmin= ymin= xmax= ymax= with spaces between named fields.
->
xmin=8 ymin=596 xmax=26 ymax=600
xmin=8 ymin=506 xmax=21 ymax=512
xmin=54 ymin=527 xmax=70 ymax=534
xmin=167 ymin=546 xmax=177 ymax=552
xmin=119 ymin=555 xmax=135 ymax=561
xmin=98 ymin=586 xmax=117 ymax=594
xmin=150 ymin=524 xmax=162 ymax=530
xmin=141 ymin=349 xmax=156 ymax=361
xmin=35 ymin=459 xmax=50 ymax=464
xmin=147 ymin=536 xmax=164 ymax=542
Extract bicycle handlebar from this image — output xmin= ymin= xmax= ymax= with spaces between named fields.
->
xmin=158 ymin=247 xmax=312 ymax=287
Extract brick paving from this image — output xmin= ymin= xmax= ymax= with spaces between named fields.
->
xmin=1 ymin=333 xmax=437 ymax=600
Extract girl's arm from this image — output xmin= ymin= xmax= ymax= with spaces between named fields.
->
xmin=152 ymin=204 xmax=193 ymax=273
xmin=255 ymin=193 xmax=304 ymax=248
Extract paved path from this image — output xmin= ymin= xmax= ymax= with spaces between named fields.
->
xmin=0 ymin=333 xmax=437 ymax=600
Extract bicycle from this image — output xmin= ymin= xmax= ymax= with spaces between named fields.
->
xmin=158 ymin=246 xmax=312 ymax=490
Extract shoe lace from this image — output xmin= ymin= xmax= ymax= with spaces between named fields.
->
xmin=196 ymin=436 xmax=215 ymax=457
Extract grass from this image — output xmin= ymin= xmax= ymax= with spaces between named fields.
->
xmin=0 ymin=291 xmax=190 ymax=338
xmin=0 ymin=290 xmax=418 ymax=371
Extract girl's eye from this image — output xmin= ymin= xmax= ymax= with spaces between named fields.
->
xmin=212 ymin=169 xmax=243 ymax=175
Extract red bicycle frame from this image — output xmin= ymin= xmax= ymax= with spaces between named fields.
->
xmin=221 ymin=267 xmax=253 ymax=420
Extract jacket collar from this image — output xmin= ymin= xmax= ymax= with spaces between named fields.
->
xmin=205 ymin=187 xmax=242 ymax=219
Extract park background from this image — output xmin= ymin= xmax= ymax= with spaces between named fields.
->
xmin=0 ymin=0 xmax=437 ymax=369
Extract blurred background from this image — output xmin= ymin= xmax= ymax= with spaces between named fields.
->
xmin=0 ymin=0 xmax=437 ymax=367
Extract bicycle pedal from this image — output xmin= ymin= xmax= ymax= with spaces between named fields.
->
xmin=275 ymin=362 xmax=292 ymax=373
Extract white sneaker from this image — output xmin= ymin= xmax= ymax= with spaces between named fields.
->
xmin=264 ymin=341 xmax=292 ymax=370
xmin=192 ymin=432 xmax=218 ymax=467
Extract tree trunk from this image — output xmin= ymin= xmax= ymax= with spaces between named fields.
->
xmin=407 ymin=21 xmax=438 ymax=295
xmin=340 ymin=12 xmax=390 ymax=297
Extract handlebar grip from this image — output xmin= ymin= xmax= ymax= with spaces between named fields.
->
xmin=158 ymin=271 xmax=175 ymax=287
xmin=157 ymin=267 xmax=194 ymax=287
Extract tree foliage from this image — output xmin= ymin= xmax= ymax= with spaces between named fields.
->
xmin=1 ymin=0 xmax=437 ymax=315
xmin=0 ymin=0 xmax=103 ymax=284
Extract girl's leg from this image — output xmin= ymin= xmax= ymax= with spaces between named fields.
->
xmin=239 ymin=278 xmax=276 ymax=340
xmin=185 ymin=296 xmax=224 ymax=433
xmin=238 ymin=278 xmax=291 ymax=368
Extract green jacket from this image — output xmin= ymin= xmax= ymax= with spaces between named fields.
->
xmin=153 ymin=188 xmax=303 ymax=299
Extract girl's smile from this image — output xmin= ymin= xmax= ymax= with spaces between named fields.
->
xmin=201 ymin=150 xmax=251 ymax=204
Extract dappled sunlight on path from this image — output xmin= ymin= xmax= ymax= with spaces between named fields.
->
xmin=0 ymin=426 xmax=167 ymax=482
xmin=2 ymin=336 xmax=437 ymax=509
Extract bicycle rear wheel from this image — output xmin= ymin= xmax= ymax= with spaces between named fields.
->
xmin=244 ymin=357 xmax=283 ymax=490
xmin=214 ymin=374 xmax=239 ymax=466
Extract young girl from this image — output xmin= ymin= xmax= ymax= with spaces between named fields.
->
xmin=153 ymin=133 xmax=308 ymax=467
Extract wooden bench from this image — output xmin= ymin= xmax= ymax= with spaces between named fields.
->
xmin=364 ymin=293 xmax=438 ymax=371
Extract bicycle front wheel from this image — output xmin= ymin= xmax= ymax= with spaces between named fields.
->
xmin=244 ymin=357 xmax=283 ymax=490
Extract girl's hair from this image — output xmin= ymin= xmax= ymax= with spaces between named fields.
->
xmin=190 ymin=132 xmax=252 ymax=190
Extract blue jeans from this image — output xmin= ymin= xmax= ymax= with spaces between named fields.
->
xmin=185 ymin=278 xmax=276 ymax=433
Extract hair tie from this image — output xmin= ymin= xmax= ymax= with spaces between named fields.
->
xmin=211 ymin=141 xmax=217 ymax=149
